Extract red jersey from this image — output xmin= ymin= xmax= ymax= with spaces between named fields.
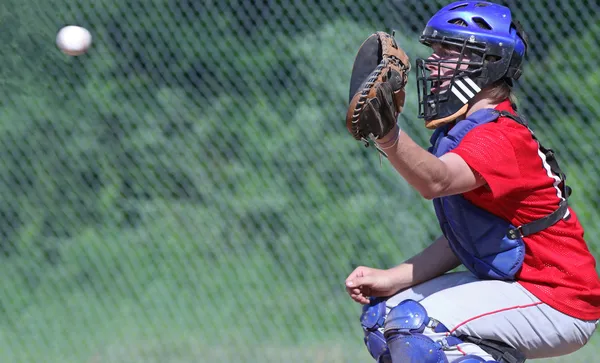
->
xmin=450 ymin=100 xmax=600 ymax=321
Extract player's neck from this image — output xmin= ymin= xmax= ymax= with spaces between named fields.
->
xmin=466 ymin=89 xmax=500 ymax=118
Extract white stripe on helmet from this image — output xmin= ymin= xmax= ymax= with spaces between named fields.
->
xmin=455 ymin=79 xmax=475 ymax=98
xmin=463 ymin=76 xmax=481 ymax=92
xmin=451 ymin=84 xmax=469 ymax=103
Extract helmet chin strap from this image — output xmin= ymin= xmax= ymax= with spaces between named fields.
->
xmin=425 ymin=104 xmax=468 ymax=129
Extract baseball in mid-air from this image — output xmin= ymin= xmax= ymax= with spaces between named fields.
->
xmin=56 ymin=25 xmax=92 ymax=56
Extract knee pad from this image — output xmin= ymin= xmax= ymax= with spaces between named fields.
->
xmin=453 ymin=355 xmax=499 ymax=363
xmin=383 ymin=299 xmax=463 ymax=363
xmin=360 ymin=298 xmax=392 ymax=363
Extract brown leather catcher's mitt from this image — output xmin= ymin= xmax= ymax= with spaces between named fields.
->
xmin=346 ymin=31 xmax=410 ymax=148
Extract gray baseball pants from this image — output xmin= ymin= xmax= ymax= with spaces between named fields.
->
xmin=380 ymin=271 xmax=598 ymax=361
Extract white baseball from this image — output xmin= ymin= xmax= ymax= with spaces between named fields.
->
xmin=56 ymin=26 xmax=92 ymax=56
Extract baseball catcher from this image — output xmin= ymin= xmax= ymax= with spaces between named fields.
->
xmin=344 ymin=1 xmax=600 ymax=363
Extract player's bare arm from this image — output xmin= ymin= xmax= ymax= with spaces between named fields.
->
xmin=376 ymin=126 xmax=486 ymax=199
xmin=386 ymin=235 xmax=460 ymax=289
xmin=346 ymin=235 xmax=459 ymax=304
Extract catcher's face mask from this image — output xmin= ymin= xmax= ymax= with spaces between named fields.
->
xmin=415 ymin=1 xmax=528 ymax=129
xmin=416 ymin=42 xmax=484 ymax=129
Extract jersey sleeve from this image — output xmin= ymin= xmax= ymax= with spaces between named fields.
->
xmin=449 ymin=124 xmax=520 ymax=199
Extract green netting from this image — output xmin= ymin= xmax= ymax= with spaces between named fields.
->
xmin=2 ymin=0 xmax=599 ymax=361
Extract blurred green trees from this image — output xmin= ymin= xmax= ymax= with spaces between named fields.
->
xmin=0 ymin=0 xmax=598 ymax=362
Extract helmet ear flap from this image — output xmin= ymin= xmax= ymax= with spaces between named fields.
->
xmin=512 ymin=19 xmax=529 ymax=53
xmin=505 ymin=19 xmax=528 ymax=81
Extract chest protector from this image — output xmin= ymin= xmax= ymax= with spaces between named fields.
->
xmin=429 ymin=108 xmax=570 ymax=280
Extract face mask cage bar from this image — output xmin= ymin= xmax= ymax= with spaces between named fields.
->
xmin=416 ymin=37 xmax=487 ymax=120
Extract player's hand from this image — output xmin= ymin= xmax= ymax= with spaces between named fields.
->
xmin=345 ymin=266 xmax=399 ymax=304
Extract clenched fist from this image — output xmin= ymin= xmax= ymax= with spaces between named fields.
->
xmin=345 ymin=266 xmax=401 ymax=305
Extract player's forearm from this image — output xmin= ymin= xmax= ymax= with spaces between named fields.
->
xmin=388 ymin=235 xmax=460 ymax=291
xmin=377 ymin=126 xmax=449 ymax=199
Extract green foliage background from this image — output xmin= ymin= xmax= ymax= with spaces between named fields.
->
xmin=1 ymin=0 xmax=599 ymax=362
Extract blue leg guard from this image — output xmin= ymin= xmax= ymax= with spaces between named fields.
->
xmin=453 ymin=355 xmax=500 ymax=363
xmin=360 ymin=298 xmax=392 ymax=363
xmin=383 ymin=299 xmax=462 ymax=363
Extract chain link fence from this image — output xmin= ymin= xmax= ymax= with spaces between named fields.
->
xmin=2 ymin=0 xmax=599 ymax=362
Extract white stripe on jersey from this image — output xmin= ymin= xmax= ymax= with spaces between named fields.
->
xmin=536 ymin=147 xmax=570 ymax=218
